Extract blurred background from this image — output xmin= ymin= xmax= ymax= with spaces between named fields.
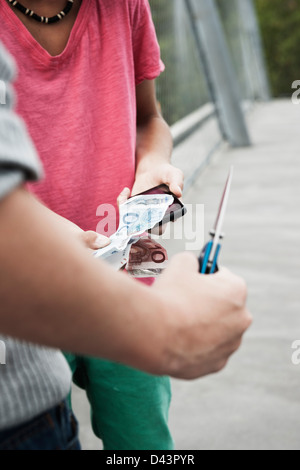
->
xmin=153 ymin=0 xmax=299 ymax=124
xmin=255 ymin=0 xmax=300 ymax=98
xmin=73 ymin=0 xmax=300 ymax=450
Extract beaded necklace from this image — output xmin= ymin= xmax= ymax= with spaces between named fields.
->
xmin=7 ymin=0 xmax=74 ymax=24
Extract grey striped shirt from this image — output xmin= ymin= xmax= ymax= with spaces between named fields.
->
xmin=0 ymin=42 xmax=71 ymax=431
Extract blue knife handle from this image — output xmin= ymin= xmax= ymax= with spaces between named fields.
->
xmin=199 ymin=241 xmax=213 ymax=274
xmin=198 ymin=241 xmax=221 ymax=274
xmin=210 ymin=244 xmax=221 ymax=274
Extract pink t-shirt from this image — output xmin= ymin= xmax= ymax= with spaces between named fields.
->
xmin=0 ymin=0 xmax=164 ymax=234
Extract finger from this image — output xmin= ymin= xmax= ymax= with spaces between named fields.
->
xmin=94 ymin=234 xmax=111 ymax=249
xmin=218 ymin=269 xmax=248 ymax=305
xmin=82 ymin=231 xmax=111 ymax=250
xmin=214 ymin=267 xmax=246 ymax=291
xmin=212 ymin=358 xmax=229 ymax=374
xmin=117 ymin=187 xmax=131 ymax=207
xmin=166 ymin=168 xmax=184 ymax=197
xmin=169 ymin=185 xmax=183 ymax=198
xmin=243 ymin=309 xmax=253 ymax=330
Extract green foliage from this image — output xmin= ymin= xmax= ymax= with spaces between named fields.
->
xmin=255 ymin=0 xmax=300 ymax=96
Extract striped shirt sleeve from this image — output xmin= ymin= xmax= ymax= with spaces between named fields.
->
xmin=0 ymin=42 xmax=43 ymax=200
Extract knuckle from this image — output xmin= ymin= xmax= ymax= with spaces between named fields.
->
xmin=239 ymin=279 xmax=248 ymax=303
xmin=85 ymin=230 xmax=95 ymax=237
xmin=213 ymin=359 xmax=228 ymax=374
xmin=244 ymin=310 xmax=253 ymax=329
xmin=233 ymin=275 xmax=246 ymax=293
xmin=84 ymin=231 xmax=96 ymax=242
xmin=81 ymin=231 xmax=89 ymax=242
xmin=180 ymin=252 xmax=198 ymax=270
xmin=232 ymin=338 xmax=243 ymax=353
xmin=230 ymin=277 xmax=248 ymax=308
xmin=183 ymin=251 xmax=197 ymax=262
xmin=237 ymin=311 xmax=252 ymax=334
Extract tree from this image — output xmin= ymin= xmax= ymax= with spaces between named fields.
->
xmin=254 ymin=0 xmax=300 ymax=96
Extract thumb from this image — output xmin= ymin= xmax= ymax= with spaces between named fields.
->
xmin=117 ymin=187 xmax=131 ymax=207
xmin=165 ymin=168 xmax=184 ymax=197
xmin=82 ymin=231 xmax=111 ymax=250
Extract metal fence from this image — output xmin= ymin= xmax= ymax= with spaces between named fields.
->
xmin=150 ymin=0 xmax=211 ymax=126
xmin=150 ymin=0 xmax=270 ymax=140
xmin=216 ymin=0 xmax=270 ymax=102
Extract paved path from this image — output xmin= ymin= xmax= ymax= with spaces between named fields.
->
xmin=72 ymin=99 xmax=300 ymax=450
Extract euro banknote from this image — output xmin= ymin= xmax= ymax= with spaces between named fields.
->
xmin=126 ymin=236 xmax=168 ymax=278
xmin=94 ymin=194 xmax=173 ymax=262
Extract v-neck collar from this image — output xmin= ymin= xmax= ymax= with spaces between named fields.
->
xmin=1 ymin=0 xmax=91 ymax=64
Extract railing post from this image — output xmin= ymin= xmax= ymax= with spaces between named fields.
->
xmin=238 ymin=0 xmax=271 ymax=101
xmin=0 ymin=80 xmax=6 ymax=105
xmin=185 ymin=0 xmax=251 ymax=147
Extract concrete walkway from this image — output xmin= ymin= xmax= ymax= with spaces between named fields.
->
xmin=72 ymin=99 xmax=300 ymax=450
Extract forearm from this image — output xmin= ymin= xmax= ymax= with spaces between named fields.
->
xmin=0 ymin=187 xmax=169 ymax=373
xmin=41 ymin=203 xmax=83 ymax=234
xmin=136 ymin=114 xmax=173 ymax=175
xmin=133 ymin=80 xmax=183 ymax=197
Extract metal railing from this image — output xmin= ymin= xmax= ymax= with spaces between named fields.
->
xmin=150 ymin=0 xmax=270 ymax=148
xmin=151 ymin=0 xmax=211 ymax=127
xmin=216 ymin=0 xmax=270 ymax=102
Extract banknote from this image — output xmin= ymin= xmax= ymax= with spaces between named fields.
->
xmin=115 ymin=194 xmax=174 ymax=247
xmin=126 ymin=236 xmax=168 ymax=278
xmin=103 ymin=243 xmax=132 ymax=270
xmin=94 ymin=194 xmax=173 ymax=261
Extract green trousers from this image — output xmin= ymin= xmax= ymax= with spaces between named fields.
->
xmin=65 ymin=353 xmax=174 ymax=450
